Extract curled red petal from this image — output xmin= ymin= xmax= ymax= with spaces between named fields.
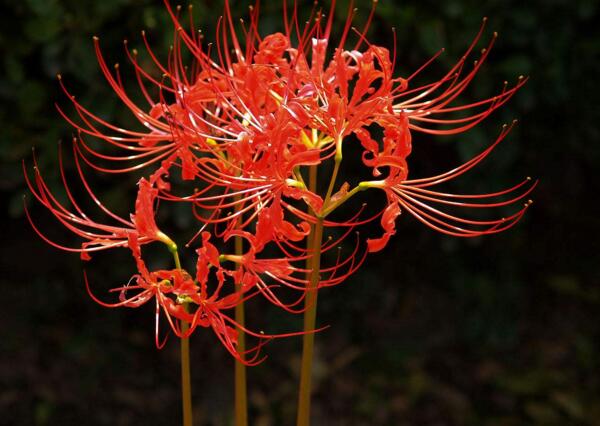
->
xmin=367 ymin=200 xmax=401 ymax=253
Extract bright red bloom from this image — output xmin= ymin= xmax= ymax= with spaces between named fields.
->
xmin=363 ymin=122 xmax=536 ymax=252
xmin=151 ymin=1 xmax=533 ymax=255
xmin=84 ymin=265 xmax=271 ymax=363
xmin=27 ymin=0 xmax=536 ymax=360
xmin=23 ymin=146 xmax=170 ymax=262
xmin=81 ymin=0 xmax=535 ymax=262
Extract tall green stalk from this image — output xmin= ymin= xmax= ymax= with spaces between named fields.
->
xmin=296 ymin=216 xmax=324 ymax=426
xmin=234 ymin=230 xmax=248 ymax=426
xmin=170 ymin=247 xmax=193 ymax=426
xmin=233 ymin=193 xmax=248 ymax=426
xmin=180 ymin=321 xmax=193 ymax=426
xmin=296 ymin=164 xmax=321 ymax=426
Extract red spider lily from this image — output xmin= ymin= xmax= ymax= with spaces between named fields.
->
xmin=26 ymin=0 xmax=536 ymax=368
xmin=23 ymin=144 xmax=174 ymax=261
xmin=82 ymin=228 xmax=319 ymax=363
xmin=214 ymin=227 xmax=367 ymax=312
xmin=84 ymin=265 xmax=271 ymax=364
xmin=362 ymin=121 xmax=537 ymax=252
xmin=16 ymin=6 xmax=543 ymax=426
xmin=153 ymin=1 xmax=532 ymax=241
xmin=55 ymin=1 xmax=532 ymax=218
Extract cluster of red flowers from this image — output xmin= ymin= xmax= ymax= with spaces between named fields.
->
xmin=25 ymin=0 xmax=535 ymax=363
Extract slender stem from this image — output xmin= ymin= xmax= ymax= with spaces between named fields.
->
xmin=323 ymin=156 xmax=341 ymax=207
xmin=172 ymin=249 xmax=182 ymax=270
xmin=180 ymin=319 xmax=193 ymax=426
xmin=321 ymin=184 xmax=366 ymax=218
xmin=308 ymin=165 xmax=318 ymax=206
xmin=170 ymin=247 xmax=193 ymax=426
xmin=296 ymin=216 xmax=324 ymax=426
xmin=296 ymin=165 xmax=321 ymax=426
xmin=234 ymin=220 xmax=248 ymax=426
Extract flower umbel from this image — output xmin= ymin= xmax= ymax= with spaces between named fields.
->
xmin=26 ymin=0 xmax=536 ymax=371
xmin=25 ymin=1 xmax=536 ymax=424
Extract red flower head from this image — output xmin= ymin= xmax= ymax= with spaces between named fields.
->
xmin=160 ymin=2 xmax=533 ymax=247
xmin=26 ymin=0 xmax=536 ymax=360
xmin=23 ymin=145 xmax=173 ymax=262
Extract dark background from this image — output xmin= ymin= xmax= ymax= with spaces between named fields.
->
xmin=1 ymin=0 xmax=599 ymax=425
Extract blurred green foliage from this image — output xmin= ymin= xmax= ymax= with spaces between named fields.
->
xmin=1 ymin=0 xmax=599 ymax=425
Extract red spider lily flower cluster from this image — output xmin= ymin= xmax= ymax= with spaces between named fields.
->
xmin=25 ymin=0 xmax=535 ymax=362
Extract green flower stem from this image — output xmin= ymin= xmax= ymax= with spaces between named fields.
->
xmin=170 ymin=246 xmax=182 ymax=270
xmin=296 ymin=215 xmax=324 ymax=426
xmin=323 ymin=137 xmax=343 ymax=206
xmin=309 ymin=164 xmax=318 ymax=209
xmin=168 ymin=242 xmax=193 ymax=426
xmin=234 ymin=203 xmax=248 ymax=426
xmin=180 ymin=319 xmax=193 ymax=426
xmin=296 ymin=157 xmax=372 ymax=424
xmin=296 ymin=163 xmax=322 ymax=425
xmin=320 ymin=184 xmax=368 ymax=218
